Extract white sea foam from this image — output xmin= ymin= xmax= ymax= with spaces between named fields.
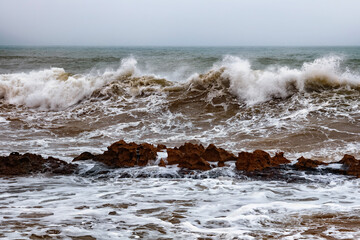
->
xmin=188 ymin=55 xmax=360 ymax=105
xmin=1 ymin=55 xmax=359 ymax=110
xmin=0 ymin=116 xmax=8 ymax=123
xmin=1 ymin=176 xmax=359 ymax=239
xmin=0 ymin=57 xmax=138 ymax=110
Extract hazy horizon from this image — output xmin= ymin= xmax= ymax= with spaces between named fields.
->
xmin=1 ymin=0 xmax=359 ymax=46
xmin=1 ymin=44 xmax=360 ymax=47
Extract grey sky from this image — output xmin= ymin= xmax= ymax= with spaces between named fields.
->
xmin=0 ymin=0 xmax=359 ymax=46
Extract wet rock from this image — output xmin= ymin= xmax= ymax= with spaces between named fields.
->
xmin=166 ymin=148 xmax=184 ymax=165
xmin=73 ymin=152 xmax=95 ymax=161
xmin=338 ymin=154 xmax=360 ymax=178
xmin=177 ymin=153 xmax=211 ymax=171
xmin=84 ymin=140 xmax=158 ymax=168
xmin=272 ymin=152 xmax=291 ymax=165
xmin=158 ymin=159 xmax=166 ymax=167
xmin=294 ymin=157 xmax=328 ymax=170
xmin=0 ymin=153 xmax=77 ymax=176
xmin=179 ymin=142 xmax=205 ymax=156
xmin=166 ymin=143 xmax=211 ymax=170
xmin=217 ymin=161 xmax=225 ymax=167
xmin=167 ymin=143 xmax=205 ymax=165
xmin=156 ymin=144 xmax=167 ymax=151
xmin=202 ymin=144 xmax=237 ymax=162
xmin=236 ymin=150 xmax=270 ymax=172
xmin=236 ymin=150 xmax=290 ymax=172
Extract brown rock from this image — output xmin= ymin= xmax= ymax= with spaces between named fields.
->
xmin=89 ymin=140 xmax=158 ymax=168
xmin=236 ymin=150 xmax=272 ymax=172
xmin=338 ymin=154 xmax=358 ymax=166
xmin=157 ymin=144 xmax=167 ymax=151
xmin=177 ymin=153 xmax=211 ymax=171
xmin=158 ymin=159 xmax=166 ymax=167
xmin=294 ymin=157 xmax=328 ymax=170
xmin=338 ymin=154 xmax=360 ymax=178
xmin=272 ymin=152 xmax=291 ymax=165
xmin=166 ymin=143 xmax=211 ymax=170
xmin=73 ymin=152 xmax=95 ymax=161
xmin=167 ymin=148 xmax=183 ymax=165
xmin=0 ymin=152 xmax=77 ymax=176
xmin=179 ymin=142 xmax=205 ymax=156
xmin=202 ymin=144 xmax=237 ymax=162
xmin=218 ymin=161 xmax=225 ymax=167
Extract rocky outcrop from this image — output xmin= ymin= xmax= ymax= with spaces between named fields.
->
xmin=73 ymin=140 xmax=158 ymax=168
xmin=272 ymin=152 xmax=291 ymax=165
xmin=338 ymin=154 xmax=360 ymax=178
xmin=166 ymin=143 xmax=211 ymax=170
xmin=178 ymin=153 xmax=211 ymax=171
xmin=158 ymin=159 xmax=166 ymax=167
xmin=3 ymin=140 xmax=360 ymax=179
xmin=0 ymin=152 xmax=77 ymax=176
xmin=166 ymin=143 xmax=237 ymax=170
xmin=73 ymin=152 xmax=95 ymax=161
xmin=294 ymin=157 xmax=328 ymax=170
xmin=235 ymin=150 xmax=290 ymax=172
xmin=202 ymin=144 xmax=237 ymax=162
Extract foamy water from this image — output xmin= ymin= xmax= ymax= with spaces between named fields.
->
xmin=1 ymin=46 xmax=360 ymax=239
xmin=1 ymin=173 xmax=360 ymax=239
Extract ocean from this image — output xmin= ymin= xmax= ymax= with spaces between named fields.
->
xmin=1 ymin=46 xmax=360 ymax=239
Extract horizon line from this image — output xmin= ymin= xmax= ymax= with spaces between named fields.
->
xmin=0 ymin=44 xmax=359 ymax=48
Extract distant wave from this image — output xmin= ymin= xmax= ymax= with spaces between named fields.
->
xmin=189 ymin=55 xmax=360 ymax=105
xmin=0 ymin=55 xmax=359 ymax=110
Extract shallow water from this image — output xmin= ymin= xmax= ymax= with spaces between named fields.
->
xmin=1 ymin=173 xmax=359 ymax=239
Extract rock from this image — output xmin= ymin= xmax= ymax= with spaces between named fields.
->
xmin=202 ymin=144 xmax=237 ymax=162
xmin=157 ymin=144 xmax=167 ymax=151
xmin=236 ymin=150 xmax=272 ymax=172
xmin=338 ymin=154 xmax=358 ymax=166
xmin=338 ymin=154 xmax=360 ymax=178
xmin=294 ymin=157 xmax=328 ymax=170
xmin=167 ymin=148 xmax=184 ymax=165
xmin=0 ymin=153 xmax=77 ymax=176
xmin=179 ymin=143 xmax=205 ymax=156
xmin=177 ymin=153 xmax=211 ymax=171
xmin=158 ymin=159 xmax=166 ymax=167
xmin=217 ymin=161 xmax=225 ymax=167
xmin=84 ymin=140 xmax=158 ymax=168
xmin=272 ymin=152 xmax=291 ymax=165
xmin=166 ymin=143 xmax=211 ymax=170
xmin=167 ymin=143 xmax=205 ymax=166
xmin=73 ymin=152 xmax=95 ymax=161
xmin=236 ymin=150 xmax=290 ymax=172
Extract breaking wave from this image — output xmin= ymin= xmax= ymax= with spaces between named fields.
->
xmin=0 ymin=55 xmax=359 ymax=110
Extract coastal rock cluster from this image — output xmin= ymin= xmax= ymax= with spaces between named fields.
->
xmin=1 ymin=140 xmax=360 ymax=179
xmin=0 ymin=152 xmax=77 ymax=175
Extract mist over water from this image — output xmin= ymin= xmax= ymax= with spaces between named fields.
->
xmin=1 ymin=46 xmax=360 ymax=239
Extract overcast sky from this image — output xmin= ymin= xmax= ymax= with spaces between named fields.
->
xmin=0 ymin=0 xmax=359 ymax=46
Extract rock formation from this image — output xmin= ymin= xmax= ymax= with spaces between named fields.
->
xmin=0 ymin=152 xmax=77 ymax=175
xmin=294 ymin=157 xmax=328 ymax=170
xmin=236 ymin=150 xmax=290 ymax=172
xmin=338 ymin=154 xmax=360 ymax=178
xmin=73 ymin=140 xmax=158 ymax=168
xmin=2 ymin=140 xmax=360 ymax=179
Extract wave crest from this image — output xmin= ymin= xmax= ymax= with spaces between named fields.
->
xmin=0 ymin=57 xmax=139 ymax=109
xmin=0 ymin=55 xmax=359 ymax=110
xmin=184 ymin=55 xmax=360 ymax=105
